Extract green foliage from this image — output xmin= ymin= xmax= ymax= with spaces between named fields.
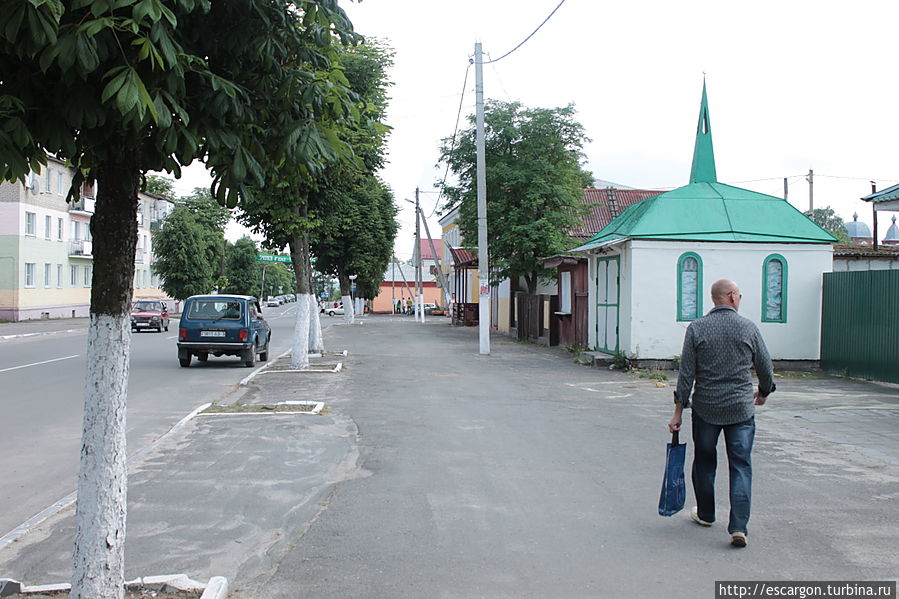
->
xmin=805 ymin=206 xmax=849 ymax=243
xmin=439 ymin=101 xmax=593 ymax=294
xmin=262 ymin=262 xmax=295 ymax=298
xmin=144 ymin=174 xmax=175 ymax=198
xmin=638 ymin=370 xmax=668 ymax=381
xmin=611 ymin=350 xmax=631 ymax=371
xmin=151 ymin=207 xmax=214 ymax=300
xmin=223 ymin=236 xmax=261 ymax=297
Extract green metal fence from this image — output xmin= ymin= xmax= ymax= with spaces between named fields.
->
xmin=820 ymin=270 xmax=899 ymax=383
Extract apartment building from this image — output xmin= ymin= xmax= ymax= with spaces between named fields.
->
xmin=0 ymin=156 xmax=173 ymax=321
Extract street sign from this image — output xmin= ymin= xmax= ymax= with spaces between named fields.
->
xmin=256 ymin=254 xmax=291 ymax=263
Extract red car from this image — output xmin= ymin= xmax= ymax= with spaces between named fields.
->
xmin=131 ymin=300 xmax=170 ymax=333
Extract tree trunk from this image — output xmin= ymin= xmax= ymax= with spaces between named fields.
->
xmin=337 ymin=269 xmax=354 ymax=324
xmin=306 ymin=256 xmax=323 ymax=353
xmin=288 ymin=205 xmax=312 ymax=369
xmin=72 ymin=159 xmax=139 ymax=599
xmin=525 ymin=274 xmax=538 ymax=296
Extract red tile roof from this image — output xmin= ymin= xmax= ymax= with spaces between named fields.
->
xmin=833 ymin=243 xmax=899 ymax=257
xmin=569 ymin=188 xmax=664 ymax=240
xmin=449 ymin=247 xmax=477 ymax=267
xmin=419 ymin=239 xmax=444 ymax=261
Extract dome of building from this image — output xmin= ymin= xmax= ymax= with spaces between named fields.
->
xmin=883 ymin=215 xmax=899 ymax=244
xmin=844 ymin=212 xmax=872 ymax=239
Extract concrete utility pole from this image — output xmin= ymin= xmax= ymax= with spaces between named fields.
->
xmin=872 ymin=182 xmax=879 ymax=251
xmin=474 ymin=42 xmax=490 ymax=355
xmin=806 ymin=169 xmax=814 ymax=212
xmin=415 ymin=188 xmax=424 ymax=323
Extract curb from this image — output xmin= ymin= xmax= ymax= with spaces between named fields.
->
xmin=0 ymin=403 xmax=211 ymax=552
xmin=0 ymin=574 xmax=227 ymax=598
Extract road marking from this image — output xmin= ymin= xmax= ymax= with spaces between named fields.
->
xmin=166 ymin=335 xmax=177 ymax=339
xmin=0 ymin=354 xmax=79 ymax=373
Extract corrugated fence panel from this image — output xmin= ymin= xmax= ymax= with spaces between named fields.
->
xmin=821 ymin=270 xmax=899 ymax=383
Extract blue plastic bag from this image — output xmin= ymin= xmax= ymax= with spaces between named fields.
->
xmin=659 ymin=430 xmax=686 ymax=516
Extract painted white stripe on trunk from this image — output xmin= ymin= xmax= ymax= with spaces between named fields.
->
xmin=0 ymin=354 xmax=79 ymax=373
xmin=290 ymin=294 xmax=312 ymax=369
xmin=72 ymin=313 xmax=129 ymax=599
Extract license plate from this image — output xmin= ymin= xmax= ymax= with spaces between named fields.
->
xmin=200 ymin=330 xmax=226 ymax=337
xmin=135 ymin=322 xmax=149 ymax=327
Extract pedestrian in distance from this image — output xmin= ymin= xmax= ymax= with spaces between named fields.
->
xmin=668 ymin=279 xmax=775 ymax=548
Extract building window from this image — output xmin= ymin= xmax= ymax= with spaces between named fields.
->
xmin=25 ymin=211 xmax=36 ymax=236
xmin=25 ymin=263 xmax=35 ymax=287
xmin=560 ymin=270 xmax=572 ymax=313
xmin=83 ymin=266 xmax=91 ymax=287
xmin=70 ymin=265 xmax=77 ymax=286
xmin=762 ymin=254 xmax=788 ymax=323
xmin=57 ymin=217 xmax=64 ymax=240
xmin=44 ymin=170 xmax=52 ymax=193
xmin=677 ymin=252 xmax=703 ymax=321
xmin=57 ymin=172 xmax=65 ymax=196
xmin=73 ymin=221 xmax=81 ymax=240
xmin=57 ymin=264 xmax=63 ymax=288
xmin=44 ymin=263 xmax=51 ymax=287
xmin=45 ymin=215 xmax=52 ymax=239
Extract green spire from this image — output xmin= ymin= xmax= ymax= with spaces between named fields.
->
xmin=689 ymin=80 xmax=717 ymax=184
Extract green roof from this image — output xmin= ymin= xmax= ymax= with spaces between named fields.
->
xmin=575 ymin=84 xmax=837 ymax=250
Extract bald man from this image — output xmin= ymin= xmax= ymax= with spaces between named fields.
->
xmin=669 ymin=279 xmax=775 ymax=548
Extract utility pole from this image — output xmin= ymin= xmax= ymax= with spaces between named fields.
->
xmin=414 ymin=188 xmax=424 ymax=322
xmin=871 ymin=181 xmax=879 ymax=251
xmin=474 ymin=42 xmax=490 ymax=355
xmin=783 ymin=177 xmax=789 ymax=202
xmin=806 ymin=169 xmax=814 ymax=212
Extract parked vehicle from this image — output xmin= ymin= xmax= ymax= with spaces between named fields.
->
xmin=325 ymin=304 xmax=345 ymax=316
xmin=266 ymin=297 xmax=280 ymax=307
xmin=131 ymin=300 xmax=169 ymax=333
xmin=177 ymin=295 xmax=271 ymax=368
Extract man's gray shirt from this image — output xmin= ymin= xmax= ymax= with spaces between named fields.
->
xmin=676 ymin=306 xmax=775 ymax=425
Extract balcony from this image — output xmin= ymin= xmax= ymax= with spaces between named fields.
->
xmin=69 ymin=197 xmax=95 ymax=214
xmin=69 ymin=239 xmax=93 ymax=258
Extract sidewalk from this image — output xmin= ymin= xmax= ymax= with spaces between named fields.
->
xmin=0 ymin=315 xmax=897 ymax=597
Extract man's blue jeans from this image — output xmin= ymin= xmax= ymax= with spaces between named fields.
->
xmin=691 ymin=413 xmax=755 ymax=534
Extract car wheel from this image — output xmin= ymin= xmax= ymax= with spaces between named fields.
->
xmin=259 ymin=336 xmax=269 ymax=362
xmin=243 ymin=345 xmax=257 ymax=368
xmin=179 ymin=356 xmax=191 ymax=367
xmin=197 ymin=352 xmax=209 ymax=363
xmin=328 ymin=310 xmax=335 ymax=316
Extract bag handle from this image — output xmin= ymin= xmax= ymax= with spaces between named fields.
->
xmin=671 ymin=430 xmax=680 ymax=446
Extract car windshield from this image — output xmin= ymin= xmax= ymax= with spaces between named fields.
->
xmin=187 ymin=300 xmax=242 ymax=320
xmin=133 ymin=301 xmax=162 ymax=311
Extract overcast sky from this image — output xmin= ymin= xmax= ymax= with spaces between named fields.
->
xmin=174 ymin=0 xmax=899 ymax=256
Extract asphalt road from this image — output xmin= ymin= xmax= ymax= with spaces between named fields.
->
xmin=0 ymin=302 xmax=307 ymax=537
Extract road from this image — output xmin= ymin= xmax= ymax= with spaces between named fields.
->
xmin=0 ymin=302 xmax=311 ymax=537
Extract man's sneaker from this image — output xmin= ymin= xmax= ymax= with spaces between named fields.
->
xmin=691 ymin=507 xmax=713 ymax=527
xmin=731 ymin=532 xmax=747 ymax=547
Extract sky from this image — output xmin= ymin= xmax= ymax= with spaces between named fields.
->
xmin=171 ymin=0 xmax=899 ymax=256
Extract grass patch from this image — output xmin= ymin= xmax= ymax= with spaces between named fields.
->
xmin=203 ymin=402 xmax=316 ymax=414
xmin=637 ymin=371 xmax=669 ymax=382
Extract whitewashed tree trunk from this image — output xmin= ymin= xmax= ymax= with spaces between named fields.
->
xmin=308 ymin=294 xmax=324 ymax=352
xmin=341 ymin=294 xmax=354 ymax=324
xmin=291 ymin=293 xmax=312 ymax=369
xmin=72 ymin=313 xmax=130 ymax=599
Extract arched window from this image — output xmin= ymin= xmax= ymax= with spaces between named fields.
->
xmin=762 ymin=254 xmax=788 ymax=323
xmin=677 ymin=252 xmax=702 ymax=321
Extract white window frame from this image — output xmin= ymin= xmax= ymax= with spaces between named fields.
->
xmin=45 ymin=215 xmax=52 ymax=239
xmin=25 ymin=211 xmax=36 ymax=236
xmin=70 ymin=265 xmax=77 ymax=286
xmin=44 ymin=263 xmax=51 ymax=287
xmin=57 ymin=264 xmax=63 ymax=288
xmin=57 ymin=172 xmax=64 ymax=196
xmin=560 ymin=270 xmax=572 ymax=313
xmin=83 ymin=265 xmax=91 ymax=287
xmin=25 ymin=263 xmax=35 ymax=287
xmin=57 ymin=217 xmax=64 ymax=240
xmin=44 ymin=170 xmax=52 ymax=193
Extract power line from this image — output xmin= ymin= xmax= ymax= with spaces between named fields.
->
xmin=427 ymin=61 xmax=472 ymax=219
xmin=484 ymin=0 xmax=567 ymax=64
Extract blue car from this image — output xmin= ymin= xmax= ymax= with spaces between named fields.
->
xmin=177 ymin=295 xmax=271 ymax=368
